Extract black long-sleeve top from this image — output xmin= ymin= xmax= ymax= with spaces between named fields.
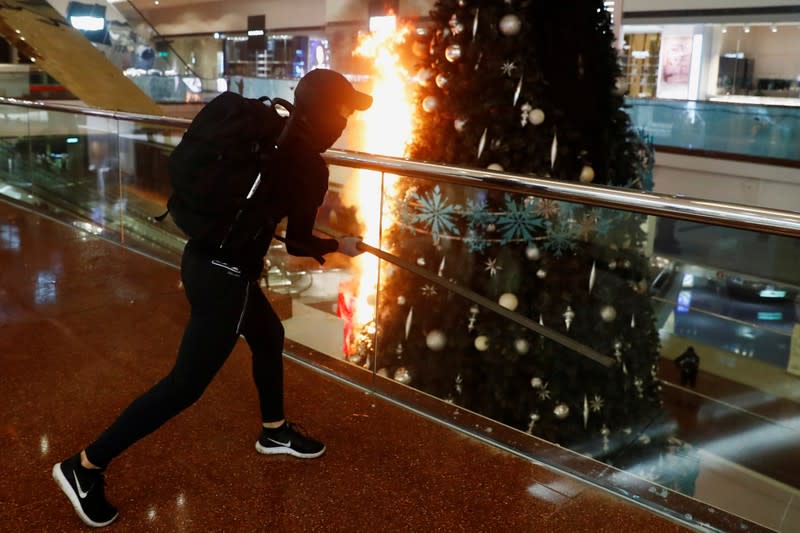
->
xmin=203 ymin=117 xmax=339 ymax=280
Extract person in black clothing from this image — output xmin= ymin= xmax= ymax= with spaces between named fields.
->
xmin=52 ymin=69 xmax=372 ymax=528
xmin=675 ymin=346 xmax=700 ymax=388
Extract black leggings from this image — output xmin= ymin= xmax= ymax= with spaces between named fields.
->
xmin=85 ymin=242 xmax=285 ymax=468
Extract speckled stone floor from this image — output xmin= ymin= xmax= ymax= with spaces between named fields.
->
xmin=0 ymin=201 xmax=691 ymax=532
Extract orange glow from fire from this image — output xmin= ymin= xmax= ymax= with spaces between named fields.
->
xmin=345 ymin=21 xmax=414 ymax=331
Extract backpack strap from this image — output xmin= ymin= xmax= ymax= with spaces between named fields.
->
xmin=217 ymin=99 xmax=292 ymax=250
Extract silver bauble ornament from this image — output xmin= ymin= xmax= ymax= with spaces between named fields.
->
xmin=426 ymin=329 xmax=447 ymax=351
xmin=579 ymin=165 xmax=595 ymax=183
xmin=528 ymin=108 xmax=545 ymax=125
xmin=422 ymin=95 xmax=438 ymax=113
xmin=487 ymin=163 xmax=504 ymax=171
xmin=394 ymin=367 xmax=412 ymax=384
xmin=474 ymin=335 xmax=490 ymax=351
xmin=526 ymin=245 xmax=541 ymax=260
xmin=499 ymin=14 xmax=521 ymax=36
xmin=514 ymin=338 xmax=530 ymax=354
xmin=600 ymin=305 xmax=617 ymax=322
xmin=454 ymin=118 xmax=467 ymax=132
xmin=435 ymin=74 xmax=449 ymax=89
xmin=445 ymin=44 xmax=462 ymax=62
xmin=554 ymin=403 xmax=570 ymax=419
xmin=498 ymin=292 xmax=519 ymax=311
xmin=416 ymin=67 xmax=433 ymax=86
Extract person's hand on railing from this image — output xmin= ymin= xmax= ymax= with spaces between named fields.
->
xmin=337 ymin=236 xmax=364 ymax=257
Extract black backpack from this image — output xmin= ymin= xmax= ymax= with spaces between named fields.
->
xmin=162 ymin=91 xmax=292 ymax=244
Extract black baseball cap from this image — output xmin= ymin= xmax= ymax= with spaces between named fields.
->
xmin=294 ymin=69 xmax=373 ymax=112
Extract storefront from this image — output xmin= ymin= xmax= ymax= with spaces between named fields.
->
xmin=620 ymin=2 xmax=800 ymax=105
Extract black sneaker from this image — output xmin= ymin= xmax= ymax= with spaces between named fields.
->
xmin=256 ymin=422 xmax=326 ymax=459
xmin=52 ymin=454 xmax=118 ymax=528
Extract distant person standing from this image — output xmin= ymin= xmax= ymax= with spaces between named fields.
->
xmin=675 ymin=346 xmax=700 ymax=388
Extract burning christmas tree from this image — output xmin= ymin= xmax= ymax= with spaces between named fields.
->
xmin=357 ymin=0 xmax=672 ymax=461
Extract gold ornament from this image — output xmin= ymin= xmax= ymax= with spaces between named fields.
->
xmin=474 ymin=335 xmax=490 ymax=351
xmin=499 ymin=14 xmax=521 ymax=36
xmin=529 ymin=108 xmax=545 ymax=125
xmin=426 ymin=330 xmax=447 ymax=351
xmin=579 ymin=165 xmax=595 ymax=183
xmin=600 ymin=305 xmax=617 ymax=322
xmin=498 ymin=293 xmax=518 ymax=311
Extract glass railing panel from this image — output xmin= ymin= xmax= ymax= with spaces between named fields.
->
xmin=353 ymin=172 xmax=800 ymax=532
xmin=115 ymin=119 xmax=186 ymax=263
xmin=0 ymin=104 xmax=32 ymax=200
xmin=19 ymin=108 xmax=123 ymax=240
xmin=625 ymin=97 xmax=800 ymax=161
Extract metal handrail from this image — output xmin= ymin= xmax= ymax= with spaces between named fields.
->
xmin=0 ymin=97 xmax=192 ymax=127
xmin=324 ymin=150 xmax=800 ymax=237
xmin=3 ymin=96 xmax=800 ymax=237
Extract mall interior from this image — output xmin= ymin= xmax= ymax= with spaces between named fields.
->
xmin=1 ymin=0 xmax=799 ymax=531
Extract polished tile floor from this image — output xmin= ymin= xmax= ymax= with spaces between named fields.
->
xmin=0 ymin=205 xmax=697 ymax=533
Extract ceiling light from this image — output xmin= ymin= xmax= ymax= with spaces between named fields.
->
xmin=771 ymin=24 xmax=778 ymax=32
xmin=744 ymin=25 xmax=751 ymax=33
xmin=721 ymin=26 xmax=727 ymax=33
xmin=70 ymin=16 xmax=105 ymax=31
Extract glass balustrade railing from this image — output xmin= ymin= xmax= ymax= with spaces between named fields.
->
xmin=0 ymin=100 xmax=797 ymax=532
xmin=626 ymin=97 xmax=800 ymax=163
xmin=125 ymin=75 xmax=298 ymax=105
xmin=0 ymin=102 xmax=187 ymax=262
xmin=325 ymin=164 xmax=798 ymax=533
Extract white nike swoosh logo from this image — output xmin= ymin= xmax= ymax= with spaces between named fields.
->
xmin=267 ymin=438 xmax=291 ymax=447
xmin=73 ymin=471 xmax=91 ymax=499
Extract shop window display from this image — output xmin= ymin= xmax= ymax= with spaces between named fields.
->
xmin=620 ymin=33 xmax=660 ymax=98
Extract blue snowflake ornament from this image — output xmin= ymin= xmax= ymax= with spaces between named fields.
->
xmin=464 ymin=227 xmax=491 ymax=253
xmin=544 ymin=221 xmax=578 ymax=256
xmin=465 ymin=197 xmax=495 ymax=229
xmin=409 ymin=185 xmax=461 ymax=243
xmin=497 ymin=194 xmax=546 ymax=245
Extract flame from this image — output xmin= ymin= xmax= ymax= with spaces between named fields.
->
xmin=343 ymin=20 xmax=414 ymax=339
